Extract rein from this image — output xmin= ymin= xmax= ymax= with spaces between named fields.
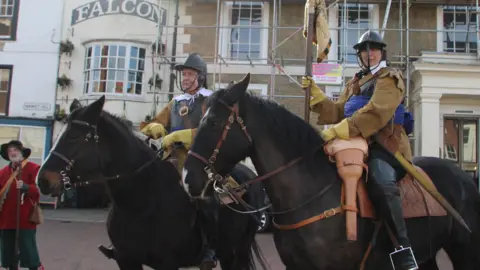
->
xmin=50 ymin=119 xmax=161 ymax=191
xmin=188 ymin=99 xmax=333 ymax=216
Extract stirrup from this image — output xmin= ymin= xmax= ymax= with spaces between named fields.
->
xmin=389 ymin=246 xmax=419 ymax=270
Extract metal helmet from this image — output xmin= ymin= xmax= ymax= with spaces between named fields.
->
xmin=353 ymin=30 xmax=386 ymax=51
xmin=174 ymin=53 xmax=208 ymax=90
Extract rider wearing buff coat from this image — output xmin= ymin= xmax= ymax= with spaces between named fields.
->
xmin=98 ymin=53 xmax=218 ymax=269
xmin=301 ymin=30 xmax=418 ymax=270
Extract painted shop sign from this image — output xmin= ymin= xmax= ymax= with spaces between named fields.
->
xmin=71 ymin=0 xmax=167 ymax=26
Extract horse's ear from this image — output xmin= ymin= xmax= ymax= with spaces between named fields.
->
xmin=69 ymin=99 xmax=83 ymax=113
xmin=83 ymin=95 xmax=106 ymax=123
xmin=224 ymin=73 xmax=250 ymax=105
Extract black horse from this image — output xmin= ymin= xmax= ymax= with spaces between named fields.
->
xmin=36 ymin=96 xmax=267 ymax=270
xmin=183 ymin=73 xmax=480 ymax=270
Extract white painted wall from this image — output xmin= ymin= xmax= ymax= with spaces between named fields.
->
xmin=411 ymin=54 xmax=480 ymax=158
xmin=54 ymin=0 xmax=191 ymax=140
xmin=0 ymin=0 xmax=63 ymax=118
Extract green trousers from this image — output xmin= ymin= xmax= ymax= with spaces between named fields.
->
xmin=0 ymin=229 xmax=41 ymax=268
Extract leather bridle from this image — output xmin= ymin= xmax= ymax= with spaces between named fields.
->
xmin=50 ymin=119 xmax=159 ymax=191
xmin=188 ymin=99 xmax=303 ymax=201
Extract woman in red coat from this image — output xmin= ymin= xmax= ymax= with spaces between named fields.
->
xmin=0 ymin=140 xmax=43 ymax=270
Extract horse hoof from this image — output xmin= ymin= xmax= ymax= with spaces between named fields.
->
xmin=98 ymin=244 xmax=115 ymax=260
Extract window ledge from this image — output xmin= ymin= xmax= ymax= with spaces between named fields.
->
xmin=79 ymin=93 xmax=148 ymax=103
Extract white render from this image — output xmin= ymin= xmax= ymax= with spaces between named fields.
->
xmin=0 ymin=0 xmax=63 ymax=118
xmin=54 ymin=0 xmax=192 ymax=139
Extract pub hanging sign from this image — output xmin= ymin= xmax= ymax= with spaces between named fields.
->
xmin=71 ymin=0 xmax=167 ymax=26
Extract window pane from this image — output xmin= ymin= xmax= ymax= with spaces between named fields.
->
xmin=228 ymin=1 xmax=264 ymax=61
xmin=0 ymin=126 xmax=20 ymax=168
xmin=118 ymin=46 xmax=126 ymax=57
xmin=106 ymin=81 xmax=115 ymax=93
xmin=135 ymin=83 xmax=142 ymax=95
xmin=443 ymin=6 xmax=477 ymax=53
xmin=443 ymin=119 xmax=459 ymax=161
xmin=109 ymin=45 xmax=117 ymax=56
xmin=337 ymin=4 xmax=370 ymax=63
xmin=108 ymin=57 xmax=116 ymax=68
xmin=116 ymin=70 xmax=125 ymax=81
xmin=117 ymin=58 xmax=125 ymax=69
xmin=463 ymin=121 xmax=477 ymax=163
xmin=129 ymin=59 xmax=137 ymax=69
xmin=19 ymin=127 xmax=46 ymax=159
xmin=131 ymin=47 xmax=138 ymax=57
xmin=107 ymin=70 xmax=115 ymax=80
xmin=84 ymin=44 xmax=145 ymax=95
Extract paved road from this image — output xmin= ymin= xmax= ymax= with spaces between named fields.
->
xmin=36 ymin=209 xmax=452 ymax=270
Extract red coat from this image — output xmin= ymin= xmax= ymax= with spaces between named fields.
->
xmin=0 ymin=161 xmax=41 ymax=229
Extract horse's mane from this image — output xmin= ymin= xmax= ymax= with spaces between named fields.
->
xmin=208 ymin=89 xmax=327 ymax=164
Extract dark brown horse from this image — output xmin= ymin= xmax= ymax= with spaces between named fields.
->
xmin=183 ymin=73 xmax=480 ymax=270
xmin=36 ymin=96 xmax=267 ymax=270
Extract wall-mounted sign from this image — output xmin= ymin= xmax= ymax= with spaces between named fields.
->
xmin=23 ymin=103 xmax=52 ymax=111
xmin=312 ymin=63 xmax=343 ymax=85
xmin=71 ymin=0 xmax=167 ymax=26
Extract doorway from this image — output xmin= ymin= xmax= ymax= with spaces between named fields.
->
xmin=443 ymin=117 xmax=479 ymax=187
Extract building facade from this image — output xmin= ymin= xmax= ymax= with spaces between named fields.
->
xmin=54 ymin=0 xmax=177 ymax=140
xmin=53 ymin=0 xmax=479 ymax=185
xmin=0 ymin=0 xmax=64 ymax=205
xmin=0 ymin=0 xmax=63 ymax=168
xmin=179 ymin=0 xmax=479 ymax=183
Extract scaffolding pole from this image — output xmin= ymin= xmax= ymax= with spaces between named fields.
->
xmin=151 ymin=0 xmax=432 ymax=121
xmin=477 ymin=0 xmax=480 ymax=60
xmin=405 ymin=0 xmax=411 ymax=109
xmin=380 ymin=0 xmax=393 ymax=39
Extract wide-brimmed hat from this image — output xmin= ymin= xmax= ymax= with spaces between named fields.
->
xmin=0 ymin=140 xmax=31 ymax=161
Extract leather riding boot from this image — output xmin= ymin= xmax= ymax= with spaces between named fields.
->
xmin=383 ymin=192 xmax=418 ymax=270
xmin=198 ymin=201 xmax=218 ymax=270
xmin=98 ymin=244 xmax=115 ymax=260
xmin=367 ymin=158 xmax=418 ymax=270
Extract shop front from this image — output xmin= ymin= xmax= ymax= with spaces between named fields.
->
xmin=0 ymin=118 xmax=55 ymax=205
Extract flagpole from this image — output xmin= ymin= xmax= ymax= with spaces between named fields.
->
xmin=303 ymin=1 xmax=315 ymax=122
xmin=14 ymin=164 xmax=22 ymax=270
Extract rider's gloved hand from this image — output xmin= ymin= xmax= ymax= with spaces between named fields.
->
xmin=140 ymin=123 xmax=168 ymax=139
xmin=162 ymin=129 xmax=193 ymax=150
xmin=301 ymin=76 xmax=327 ymax=107
xmin=320 ymin=119 xmax=350 ymax=142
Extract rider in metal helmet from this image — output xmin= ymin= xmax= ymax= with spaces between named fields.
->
xmin=353 ymin=30 xmax=387 ymax=73
xmin=174 ymin=53 xmax=208 ymax=93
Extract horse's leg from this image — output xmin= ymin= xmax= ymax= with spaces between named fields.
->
xmin=115 ymin=255 xmax=144 ymax=270
xmin=418 ymin=259 xmax=439 ymax=270
xmin=443 ymin=243 xmax=477 ymax=270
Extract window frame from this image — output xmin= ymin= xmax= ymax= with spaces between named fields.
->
xmin=218 ymin=1 xmax=270 ymax=65
xmin=215 ymin=82 xmax=268 ymax=98
xmin=82 ymin=42 xmax=147 ymax=97
xmin=329 ymin=4 xmax=379 ymax=67
xmin=0 ymin=65 xmax=13 ymax=116
xmin=0 ymin=0 xmax=20 ymax=41
xmin=437 ymin=5 xmax=478 ymax=54
xmin=0 ymin=125 xmax=47 ymax=168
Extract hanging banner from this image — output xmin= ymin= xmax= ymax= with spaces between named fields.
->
xmin=312 ymin=63 xmax=343 ymax=85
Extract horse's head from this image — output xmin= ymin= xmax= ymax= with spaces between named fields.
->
xmin=184 ymin=73 xmax=253 ymax=198
xmin=37 ymin=96 xmax=106 ymax=196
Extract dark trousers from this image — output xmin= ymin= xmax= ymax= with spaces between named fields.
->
xmin=0 ymin=229 xmax=41 ymax=269
xmin=198 ymin=199 xmax=219 ymax=251
xmin=366 ymin=144 xmax=411 ymax=247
